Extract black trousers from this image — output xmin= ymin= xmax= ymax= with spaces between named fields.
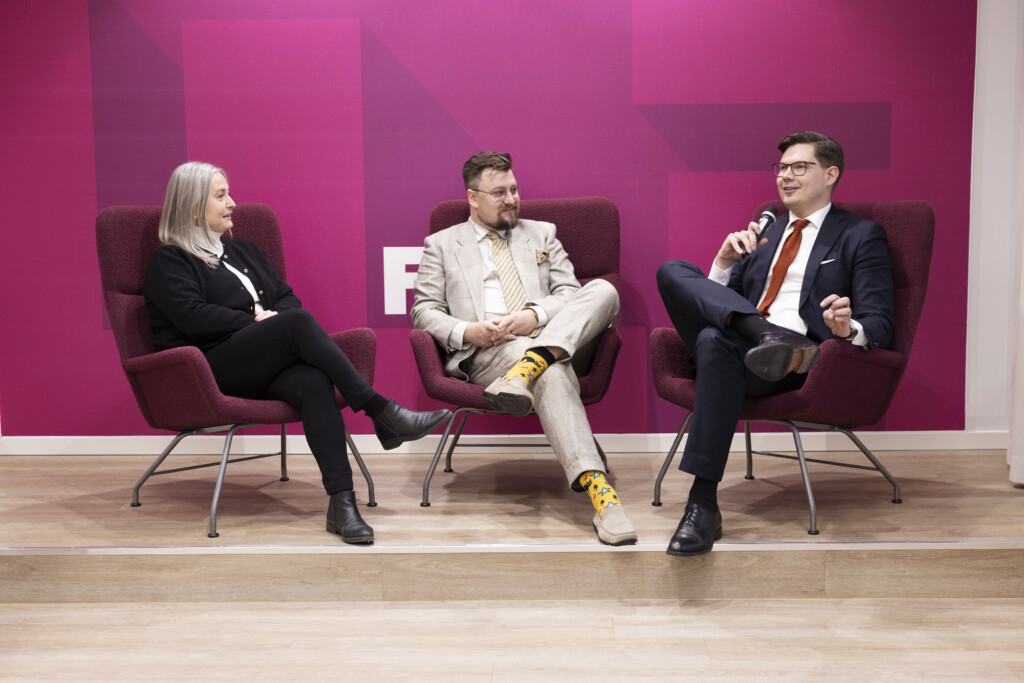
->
xmin=204 ymin=309 xmax=377 ymax=494
xmin=656 ymin=260 xmax=806 ymax=482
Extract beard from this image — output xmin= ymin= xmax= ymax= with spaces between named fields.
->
xmin=496 ymin=204 xmax=520 ymax=230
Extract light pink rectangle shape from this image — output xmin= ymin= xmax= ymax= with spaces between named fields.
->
xmin=182 ymin=18 xmax=366 ymax=330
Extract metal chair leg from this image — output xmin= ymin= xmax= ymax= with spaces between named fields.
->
xmin=279 ymin=424 xmax=289 ymax=482
xmin=208 ymin=425 xmax=243 ymax=538
xmin=421 ymin=409 xmax=463 ymax=507
xmin=346 ymin=429 xmax=376 ymax=507
xmin=779 ymin=421 xmax=818 ymax=535
xmin=839 ymin=427 xmax=902 ymax=503
xmin=744 ymin=421 xmax=755 ymax=480
xmin=131 ymin=430 xmax=196 ymax=506
xmin=444 ymin=412 xmax=472 ymax=472
xmin=652 ymin=412 xmax=692 ymax=507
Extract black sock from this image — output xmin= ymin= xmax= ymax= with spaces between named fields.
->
xmin=687 ymin=476 xmax=719 ymax=512
xmin=729 ymin=313 xmax=775 ymax=343
xmin=526 ymin=346 xmax=557 ymax=365
xmin=361 ymin=394 xmax=390 ymax=418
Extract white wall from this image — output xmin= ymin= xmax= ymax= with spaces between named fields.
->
xmin=968 ymin=0 xmax=1024 ymax=435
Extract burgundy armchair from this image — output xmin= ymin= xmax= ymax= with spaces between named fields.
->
xmin=650 ymin=200 xmax=935 ymax=534
xmin=96 ymin=203 xmax=377 ymax=537
xmin=409 ymin=196 xmax=623 ymax=506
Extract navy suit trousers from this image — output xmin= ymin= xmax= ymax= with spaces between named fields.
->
xmin=656 ymin=260 xmax=805 ymax=482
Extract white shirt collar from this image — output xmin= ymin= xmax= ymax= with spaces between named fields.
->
xmin=470 ymin=218 xmax=506 ymax=242
xmin=787 ymin=202 xmax=832 ymax=230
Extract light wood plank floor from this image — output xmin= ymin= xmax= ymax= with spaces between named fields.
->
xmin=2 ymin=598 xmax=1023 ymax=681
xmin=0 ymin=449 xmax=1021 ymax=548
xmin=2 ymin=449 xmax=1024 ymax=680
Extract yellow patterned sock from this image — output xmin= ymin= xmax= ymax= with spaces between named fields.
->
xmin=501 ymin=351 xmax=549 ymax=388
xmin=578 ymin=471 xmax=621 ymax=517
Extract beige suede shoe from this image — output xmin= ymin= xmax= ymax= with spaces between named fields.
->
xmin=593 ymin=505 xmax=638 ymax=546
xmin=482 ymin=375 xmax=534 ymax=417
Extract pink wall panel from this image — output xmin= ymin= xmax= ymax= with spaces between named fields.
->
xmin=0 ymin=1 xmax=140 ymax=436
xmin=0 ymin=0 xmax=976 ymax=437
xmin=181 ymin=18 xmax=367 ymax=333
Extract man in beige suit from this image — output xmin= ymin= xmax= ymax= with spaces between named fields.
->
xmin=411 ymin=151 xmax=637 ymax=545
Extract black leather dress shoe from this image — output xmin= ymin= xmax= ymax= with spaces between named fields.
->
xmin=372 ymin=401 xmax=451 ymax=450
xmin=326 ymin=490 xmax=374 ymax=544
xmin=744 ymin=331 xmax=820 ymax=382
xmin=666 ymin=502 xmax=723 ymax=557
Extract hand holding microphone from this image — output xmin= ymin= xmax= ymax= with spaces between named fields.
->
xmin=714 ymin=207 xmax=778 ymax=270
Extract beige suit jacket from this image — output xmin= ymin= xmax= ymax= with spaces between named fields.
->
xmin=411 ymin=218 xmax=582 ymax=380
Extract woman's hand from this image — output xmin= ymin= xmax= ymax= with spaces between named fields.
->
xmin=254 ymin=310 xmax=278 ymax=322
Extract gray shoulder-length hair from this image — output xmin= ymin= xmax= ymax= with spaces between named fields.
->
xmin=158 ymin=161 xmax=228 ymax=268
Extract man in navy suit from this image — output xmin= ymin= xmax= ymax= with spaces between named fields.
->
xmin=655 ymin=131 xmax=895 ymax=556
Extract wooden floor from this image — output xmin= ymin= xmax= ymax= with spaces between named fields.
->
xmin=2 ymin=448 xmax=1024 ymax=680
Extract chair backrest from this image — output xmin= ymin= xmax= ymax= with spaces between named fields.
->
xmin=429 ymin=197 xmax=621 ymax=290
xmin=95 ymin=203 xmax=287 ymax=362
xmin=755 ymin=200 xmax=935 ymax=359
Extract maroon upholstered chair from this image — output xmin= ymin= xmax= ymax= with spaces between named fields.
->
xmin=96 ymin=203 xmax=377 ymax=537
xmin=650 ymin=200 xmax=935 ymax=534
xmin=409 ymin=196 xmax=622 ymax=506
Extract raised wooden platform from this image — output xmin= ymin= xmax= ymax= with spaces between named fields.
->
xmin=2 ymin=449 xmax=1022 ymax=603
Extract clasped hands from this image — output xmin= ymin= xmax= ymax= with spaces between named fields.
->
xmin=716 ymin=223 xmax=854 ymax=340
xmin=465 ymin=309 xmax=537 ymax=348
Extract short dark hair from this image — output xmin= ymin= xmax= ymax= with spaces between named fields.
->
xmin=778 ymin=131 xmax=844 ymax=186
xmin=462 ymin=151 xmax=513 ymax=189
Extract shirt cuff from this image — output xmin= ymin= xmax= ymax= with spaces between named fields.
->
xmin=844 ymin=319 xmax=867 ymax=347
xmin=708 ymin=262 xmax=731 ymax=285
xmin=528 ymin=305 xmax=548 ymax=327
xmin=449 ymin=321 xmax=468 ymax=350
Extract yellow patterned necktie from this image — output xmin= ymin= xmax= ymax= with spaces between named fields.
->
xmin=486 ymin=231 xmax=527 ymax=314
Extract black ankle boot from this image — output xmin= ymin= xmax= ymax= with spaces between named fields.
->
xmin=371 ymin=400 xmax=451 ymax=450
xmin=326 ymin=490 xmax=374 ymax=544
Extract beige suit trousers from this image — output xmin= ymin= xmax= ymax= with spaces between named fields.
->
xmin=464 ymin=279 xmax=619 ymax=488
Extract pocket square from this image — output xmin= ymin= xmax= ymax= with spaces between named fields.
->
xmin=821 ymin=258 xmax=837 ymax=265
xmin=536 ymin=251 xmax=549 ymax=264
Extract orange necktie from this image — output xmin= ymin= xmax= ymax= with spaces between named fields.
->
xmin=757 ymin=219 xmax=809 ymax=317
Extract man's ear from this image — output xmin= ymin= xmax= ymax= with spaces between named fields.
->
xmin=825 ymin=166 xmax=839 ymax=189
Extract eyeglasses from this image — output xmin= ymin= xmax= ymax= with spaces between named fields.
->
xmin=772 ymin=161 xmax=818 ymax=177
xmin=469 ymin=185 xmax=520 ymax=201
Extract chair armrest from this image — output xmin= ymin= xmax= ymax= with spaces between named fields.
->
xmin=329 ymin=327 xmax=376 ymax=385
xmin=409 ymin=329 xmax=447 ymax=379
xmin=409 ymin=329 xmax=490 ymax=407
xmin=577 ymin=324 xmax=621 ymax=403
xmin=122 ymin=347 xmax=230 ymax=430
xmin=650 ymin=327 xmax=692 ymax=381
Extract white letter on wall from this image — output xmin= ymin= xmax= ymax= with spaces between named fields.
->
xmin=382 ymin=247 xmax=424 ymax=315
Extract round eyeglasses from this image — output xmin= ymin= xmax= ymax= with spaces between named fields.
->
xmin=469 ymin=185 xmax=520 ymax=201
xmin=772 ymin=161 xmax=818 ymax=177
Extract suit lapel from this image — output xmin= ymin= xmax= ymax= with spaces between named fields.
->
xmin=800 ymin=207 xmax=845 ymax=307
xmin=747 ymin=214 xmax=787 ymax=306
xmin=452 ymin=222 xmax=487 ymax=321
xmin=507 ymin=228 xmax=539 ymax=300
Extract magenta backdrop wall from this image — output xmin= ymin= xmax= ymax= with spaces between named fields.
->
xmin=0 ymin=0 xmax=975 ymax=437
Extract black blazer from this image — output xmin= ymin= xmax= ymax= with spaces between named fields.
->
xmin=728 ymin=207 xmax=895 ymax=349
xmin=144 ymin=238 xmax=301 ymax=351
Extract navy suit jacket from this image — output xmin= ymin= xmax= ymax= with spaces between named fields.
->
xmin=728 ymin=207 xmax=895 ymax=349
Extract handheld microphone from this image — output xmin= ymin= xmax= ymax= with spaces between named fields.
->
xmin=756 ymin=207 xmax=778 ymax=239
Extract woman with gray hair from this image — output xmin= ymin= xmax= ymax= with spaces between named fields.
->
xmin=144 ymin=162 xmax=450 ymax=544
